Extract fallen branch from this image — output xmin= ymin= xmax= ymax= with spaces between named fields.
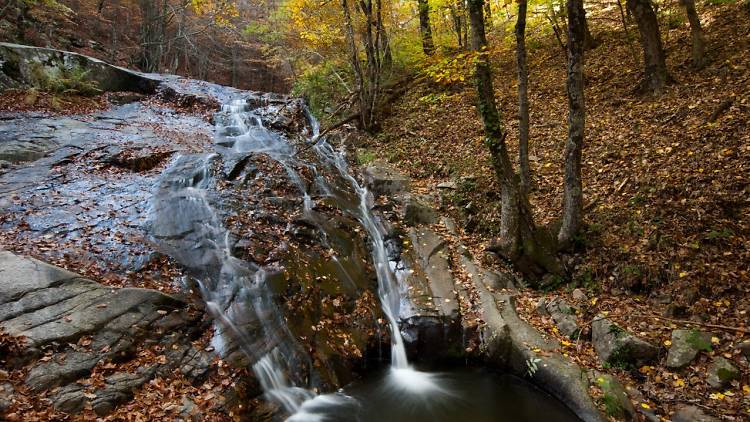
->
xmin=317 ymin=113 xmax=360 ymax=139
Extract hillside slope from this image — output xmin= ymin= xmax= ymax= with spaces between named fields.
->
xmin=363 ymin=2 xmax=749 ymax=418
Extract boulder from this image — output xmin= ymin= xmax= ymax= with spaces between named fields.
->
xmin=590 ymin=373 xmax=636 ymax=421
xmin=672 ymin=405 xmax=719 ymax=422
xmin=706 ymin=357 xmax=739 ymax=389
xmin=401 ymin=195 xmax=438 ymax=226
xmin=666 ymin=329 xmax=713 ymax=369
xmin=363 ymin=160 xmax=410 ymax=196
xmin=572 ymin=288 xmax=588 ymax=302
xmin=547 ymin=298 xmax=581 ymax=338
xmin=0 ymin=42 xmax=157 ymax=93
xmin=736 ymin=340 xmax=750 ymax=359
xmin=592 ymin=317 xmax=658 ymax=367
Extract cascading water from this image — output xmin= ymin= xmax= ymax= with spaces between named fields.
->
xmin=149 ymin=94 xmax=441 ymax=420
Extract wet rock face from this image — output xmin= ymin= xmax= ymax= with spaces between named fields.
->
xmin=666 ymin=329 xmax=713 ymax=369
xmin=398 ymin=228 xmax=463 ymax=361
xmin=591 ymin=317 xmax=659 ymax=367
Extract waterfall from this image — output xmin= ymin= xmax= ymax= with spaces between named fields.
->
xmin=149 ymin=95 xmax=439 ymax=420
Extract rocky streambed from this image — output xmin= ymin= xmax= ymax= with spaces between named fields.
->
xmin=0 ymin=43 xmax=674 ymax=422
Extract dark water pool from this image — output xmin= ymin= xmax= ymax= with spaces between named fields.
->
xmin=293 ymin=367 xmax=581 ymax=422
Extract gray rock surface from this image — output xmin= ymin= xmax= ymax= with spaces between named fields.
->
xmin=91 ymin=372 xmax=150 ymax=416
xmin=546 ymin=298 xmax=581 ymax=338
xmin=398 ymin=228 xmax=461 ymax=359
xmin=51 ymin=383 xmax=86 ymax=413
xmin=736 ymin=340 xmax=750 ymax=359
xmin=590 ymin=372 xmax=636 ymax=421
xmin=461 ymin=255 xmax=606 ymax=422
xmin=363 ymin=160 xmax=410 ymax=195
xmin=706 ymin=357 xmax=739 ymax=389
xmin=572 ymin=288 xmax=588 ymax=302
xmin=592 ymin=317 xmax=658 ymax=367
xmin=0 ymin=42 xmax=157 ymax=93
xmin=536 ymin=298 xmax=550 ymax=316
xmin=0 ymin=252 xmax=184 ymax=351
xmin=401 ymin=195 xmax=438 ymax=226
xmin=666 ymin=329 xmax=713 ymax=369
xmin=0 ymin=251 xmax=207 ymax=415
xmin=0 ymin=381 xmax=13 ymax=413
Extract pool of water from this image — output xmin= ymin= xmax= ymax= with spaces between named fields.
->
xmin=293 ymin=367 xmax=582 ymax=422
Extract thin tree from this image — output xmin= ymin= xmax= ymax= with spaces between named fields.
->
xmin=139 ymin=0 xmax=167 ymax=72
xmin=515 ymin=0 xmax=531 ymax=194
xmin=340 ymin=0 xmax=389 ymax=130
xmin=626 ymin=0 xmax=670 ymax=94
xmin=467 ymin=0 xmax=561 ymax=280
xmin=558 ymin=0 xmax=586 ymax=249
xmin=417 ymin=0 xmax=435 ymax=55
xmin=679 ymin=0 xmax=705 ymax=68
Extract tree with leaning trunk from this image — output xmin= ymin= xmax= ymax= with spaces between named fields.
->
xmin=467 ymin=0 xmax=562 ymax=282
xmin=558 ymin=0 xmax=586 ymax=249
xmin=626 ymin=0 xmax=670 ymax=94
xmin=515 ymin=0 xmax=531 ymax=194
xmin=679 ymin=0 xmax=706 ymax=68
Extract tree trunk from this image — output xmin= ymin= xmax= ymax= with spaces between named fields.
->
xmin=467 ymin=0 xmax=562 ymax=280
xmin=627 ymin=0 xmax=669 ymax=94
xmin=450 ymin=1 xmax=464 ymax=48
xmin=617 ymin=0 xmax=640 ymax=64
xmin=558 ymin=0 xmax=586 ymax=249
xmin=484 ymin=0 xmax=492 ymax=30
xmin=15 ymin=0 xmax=29 ymax=42
xmin=139 ymin=0 xmax=166 ymax=72
xmin=516 ymin=0 xmax=531 ymax=194
xmin=417 ymin=0 xmax=435 ymax=55
xmin=342 ymin=0 xmax=366 ymax=126
xmin=679 ymin=0 xmax=705 ymax=68
xmin=583 ymin=9 xmax=598 ymax=49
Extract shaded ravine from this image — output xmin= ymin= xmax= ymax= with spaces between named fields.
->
xmin=148 ymin=94 xmax=441 ymax=419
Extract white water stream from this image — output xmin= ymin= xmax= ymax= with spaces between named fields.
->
xmin=150 ymin=96 xmax=440 ymax=420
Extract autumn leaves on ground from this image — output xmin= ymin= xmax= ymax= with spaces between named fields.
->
xmin=364 ymin=1 xmax=749 ymax=418
xmin=1 ymin=0 xmax=749 ymax=420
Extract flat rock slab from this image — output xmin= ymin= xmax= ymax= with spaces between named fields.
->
xmin=397 ymin=228 xmax=461 ymax=359
xmin=363 ymin=160 xmax=410 ymax=196
xmin=0 ymin=251 xmax=184 ymax=349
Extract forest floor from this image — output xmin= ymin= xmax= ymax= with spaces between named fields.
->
xmin=362 ymin=2 xmax=749 ymax=419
